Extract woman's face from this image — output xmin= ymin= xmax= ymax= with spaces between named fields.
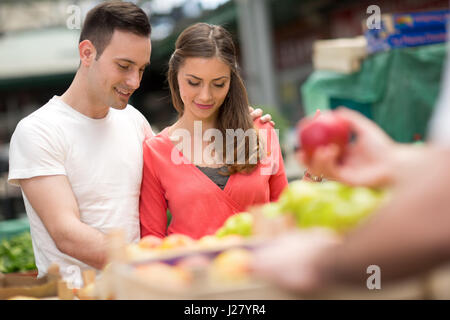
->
xmin=177 ymin=56 xmax=231 ymax=123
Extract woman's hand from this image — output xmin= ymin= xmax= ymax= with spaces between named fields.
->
xmin=249 ymin=106 xmax=275 ymax=126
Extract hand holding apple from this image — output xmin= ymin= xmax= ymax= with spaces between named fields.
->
xmin=298 ymin=108 xmax=398 ymax=188
xmin=297 ymin=110 xmax=351 ymax=162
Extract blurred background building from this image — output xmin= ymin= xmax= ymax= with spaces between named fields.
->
xmin=0 ymin=0 xmax=448 ymax=220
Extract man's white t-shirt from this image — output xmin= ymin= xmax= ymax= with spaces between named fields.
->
xmin=8 ymin=96 xmax=153 ymax=287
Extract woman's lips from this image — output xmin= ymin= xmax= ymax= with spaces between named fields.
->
xmin=195 ymin=102 xmax=214 ymax=110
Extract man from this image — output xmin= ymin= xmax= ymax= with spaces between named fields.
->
xmin=8 ymin=2 xmax=270 ymax=287
xmin=252 ymin=50 xmax=450 ymax=292
xmin=8 ymin=2 xmax=152 ymax=287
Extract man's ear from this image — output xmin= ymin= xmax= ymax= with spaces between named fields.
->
xmin=79 ymin=40 xmax=97 ymax=67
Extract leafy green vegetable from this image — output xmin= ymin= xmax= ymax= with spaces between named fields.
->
xmin=0 ymin=232 xmax=37 ymax=273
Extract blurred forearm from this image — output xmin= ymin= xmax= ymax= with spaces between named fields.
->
xmin=55 ymin=218 xmax=108 ymax=270
xmin=318 ymin=146 xmax=450 ymax=286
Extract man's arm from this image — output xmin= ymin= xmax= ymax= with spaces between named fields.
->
xmin=20 ymin=175 xmax=108 ymax=270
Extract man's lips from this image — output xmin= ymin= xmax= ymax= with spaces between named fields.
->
xmin=195 ymin=102 xmax=214 ymax=109
xmin=114 ymin=87 xmax=132 ymax=98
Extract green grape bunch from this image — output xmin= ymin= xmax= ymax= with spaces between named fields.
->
xmin=276 ymin=180 xmax=387 ymax=233
xmin=215 ymin=212 xmax=253 ymax=238
xmin=215 ymin=181 xmax=387 ymax=238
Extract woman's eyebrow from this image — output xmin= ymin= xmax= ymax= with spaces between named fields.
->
xmin=186 ymin=74 xmax=229 ymax=81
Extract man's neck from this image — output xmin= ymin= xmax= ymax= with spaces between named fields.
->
xmin=60 ymin=72 xmax=110 ymax=119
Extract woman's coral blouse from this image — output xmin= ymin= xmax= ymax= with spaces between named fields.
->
xmin=139 ymin=122 xmax=288 ymax=239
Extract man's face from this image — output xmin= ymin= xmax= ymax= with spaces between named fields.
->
xmin=89 ymin=30 xmax=151 ymax=109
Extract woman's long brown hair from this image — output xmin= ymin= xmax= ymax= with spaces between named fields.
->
xmin=168 ymin=23 xmax=262 ymax=175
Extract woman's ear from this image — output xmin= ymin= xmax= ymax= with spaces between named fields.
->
xmin=79 ymin=40 xmax=97 ymax=67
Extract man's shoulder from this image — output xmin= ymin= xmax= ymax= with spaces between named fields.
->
xmin=122 ymin=104 xmax=153 ymax=138
xmin=13 ymin=98 xmax=64 ymax=137
xmin=20 ymin=97 xmax=62 ymax=122
xmin=123 ymin=104 xmax=146 ymax=119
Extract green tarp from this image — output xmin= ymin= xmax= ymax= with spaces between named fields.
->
xmin=301 ymin=43 xmax=447 ymax=143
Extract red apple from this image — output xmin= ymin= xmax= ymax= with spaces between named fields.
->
xmin=298 ymin=111 xmax=351 ymax=160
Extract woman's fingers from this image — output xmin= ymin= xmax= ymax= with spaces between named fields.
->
xmin=260 ymin=114 xmax=272 ymax=123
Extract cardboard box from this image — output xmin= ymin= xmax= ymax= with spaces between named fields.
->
xmin=109 ymin=263 xmax=295 ymax=300
xmin=0 ymin=272 xmax=58 ymax=300
xmin=312 ymin=36 xmax=367 ymax=73
xmin=107 ymin=261 xmax=433 ymax=300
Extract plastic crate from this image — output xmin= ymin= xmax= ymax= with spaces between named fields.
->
xmin=0 ymin=217 xmax=30 ymax=241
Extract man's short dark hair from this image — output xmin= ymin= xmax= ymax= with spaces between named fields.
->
xmin=79 ymin=1 xmax=151 ymax=59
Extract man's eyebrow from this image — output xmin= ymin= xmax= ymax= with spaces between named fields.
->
xmin=116 ymin=58 xmax=150 ymax=68
xmin=186 ymin=74 xmax=229 ymax=81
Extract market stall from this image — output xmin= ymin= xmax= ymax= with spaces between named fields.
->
xmin=2 ymin=7 xmax=450 ymax=302
xmin=302 ymin=9 xmax=448 ymax=143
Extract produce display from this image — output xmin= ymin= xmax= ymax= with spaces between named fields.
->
xmin=0 ymin=179 xmax=386 ymax=301
xmin=102 ymin=179 xmax=387 ymax=299
xmin=5 ymin=178 xmax=385 ymax=299
xmin=0 ymin=232 xmax=36 ymax=273
xmin=128 ymin=246 xmax=253 ymax=292
xmin=81 ymin=233 xmax=259 ymax=299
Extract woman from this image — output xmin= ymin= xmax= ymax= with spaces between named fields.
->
xmin=139 ymin=23 xmax=288 ymax=239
